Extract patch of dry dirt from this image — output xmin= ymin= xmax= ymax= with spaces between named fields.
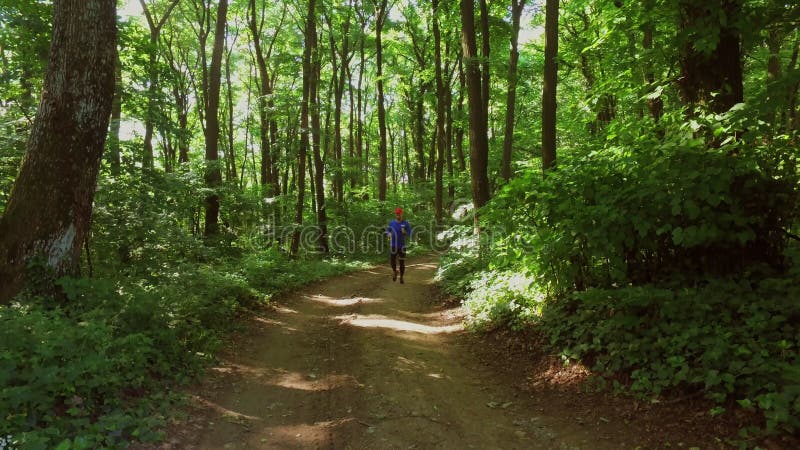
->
xmin=139 ymin=256 xmax=797 ymax=449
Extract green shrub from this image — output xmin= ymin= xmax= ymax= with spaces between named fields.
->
xmin=462 ymin=270 xmax=544 ymax=330
xmin=0 ymin=306 xmax=168 ymax=449
xmin=540 ymin=278 xmax=800 ymax=432
xmin=487 ymin=109 xmax=798 ymax=294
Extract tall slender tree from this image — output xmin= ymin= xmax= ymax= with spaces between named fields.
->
xmin=541 ymin=0 xmax=559 ymax=172
xmin=139 ymin=0 xmax=181 ymax=170
xmin=460 ymin=0 xmax=490 ymax=208
xmin=433 ymin=0 xmax=446 ymax=225
xmin=376 ymin=0 xmax=389 ymax=201
xmin=310 ymin=0 xmax=329 ymax=254
xmin=291 ymin=0 xmax=315 ymax=256
xmin=501 ymin=0 xmax=526 ymax=182
xmin=203 ymin=0 xmax=228 ymax=236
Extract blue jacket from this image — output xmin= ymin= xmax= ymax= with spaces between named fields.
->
xmin=387 ymin=219 xmax=411 ymax=250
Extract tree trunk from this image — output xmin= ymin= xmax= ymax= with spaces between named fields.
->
xmin=455 ymin=56 xmax=467 ymax=172
xmin=479 ymin=0 xmax=490 ymax=122
xmin=356 ymin=18 xmax=366 ymax=187
xmin=348 ymin=64 xmax=357 ymax=189
xmin=766 ymin=29 xmax=782 ymax=128
xmin=433 ymin=0 xmax=446 ymax=225
xmin=460 ymin=0 xmax=490 ymax=208
xmin=291 ymin=0 xmax=315 ymax=256
xmin=328 ymin=11 xmax=351 ymax=203
xmin=204 ymin=0 xmax=228 ymax=236
xmin=139 ymin=0 xmax=180 ymax=170
xmin=376 ymin=0 xmax=389 ymax=201
xmin=224 ymin=41 xmax=237 ymax=184
xmin=248 ymin=0 xmax=274 ymax=192
xmin=0 ymin=0 xmax=117 ymax=304
xmin=414 ymin=95 xmax=426 ymax=181
xmin=642 ymin=5 xmax=663 ymax=122
xmin=109 ymin=58 xmax=122 ymax=176
xmin=501 ymin=0 xmax=525 ymax=182
xmin=310 ymin=9 xmax=328 ymax=255
xmin=541 ymin=0 xmax=559 ymax=172
xmin=143 ymin=31 xmax=158 ymax=170
xmin=787 ymin=34 xmax=800 ymax=132
xmin=677 ymin=0 xmax=744 ymax=113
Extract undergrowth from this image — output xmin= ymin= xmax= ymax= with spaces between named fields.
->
xmin=437 ymin=108 xmax=800 ymax=437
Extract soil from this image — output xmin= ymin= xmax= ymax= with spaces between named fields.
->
xmin=142 ymin=256 xmax=798 ymax=449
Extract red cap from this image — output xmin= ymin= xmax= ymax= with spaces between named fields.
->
xmin=394 ymin=207 xmax=403 ymax=214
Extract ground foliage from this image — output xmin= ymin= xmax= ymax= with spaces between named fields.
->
xmin=437 ymin=106 xmax=800 ymax=437
xmin=0 ymin=166 xmax=385 ymax=449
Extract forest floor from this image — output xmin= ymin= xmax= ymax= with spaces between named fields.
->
xmin=142 ymin=256 xmax=785 ymax=449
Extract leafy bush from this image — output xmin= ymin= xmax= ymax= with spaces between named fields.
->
xmin=540 ymin=278 xmax=800 ymax=433
xmin=439 ymin=107 xmax=800 ymax=433
xmin=488 ymin=108 xmax=798 ymax=294
xmin=462 ymin=269 xmax=544 ymax=331
xmin=0 ymin=306 xmax=169 ymax=449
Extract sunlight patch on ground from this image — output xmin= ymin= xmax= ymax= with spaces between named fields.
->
xmin=260 ymin=418 xmax=365 ymax=448
xmin=337 ymin=314 xmax=463 ymax=334
xmin=211 ymin=363 xmax=361 ymax=391
xmin=306 ymin=294 xmax=383 ymax=307
xmin=273 ymin=305 xmax=298 ymax=314
xmin=190 ymin=395 xmax=261 ymax=422
xmin=407 ymin=262 xmax=439 ymax=270
xmin=269 ymin=372 xmax=361 ymax=392
xmin=258 ymin=423 xmax=329 ymax=448
xmin=253 ymin=316 xmax=297 ymax=332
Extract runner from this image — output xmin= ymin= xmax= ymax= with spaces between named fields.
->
xmin=386 ymin=207 xmax=411 ymax=284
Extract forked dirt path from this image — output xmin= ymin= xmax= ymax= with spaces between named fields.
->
xmin=165 ymin=257 xmax=621 ymax=449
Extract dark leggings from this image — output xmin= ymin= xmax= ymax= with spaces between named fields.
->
xmin=390 ymin=248 xmax=406 ymax=275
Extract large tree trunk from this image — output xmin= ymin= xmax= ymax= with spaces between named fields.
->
xmin=460 ymin=0 xmax=490 ymax=208
xmin=677 ymin=0 xmax=744 ymax=113
xmin=203 ymin=0 xmax=228 ymax=236
xmin=376 ymin=0 xmax=389 ymax=201
xmin=0 ymin=0 xmax=117 ymax=304
xmin=501 ymin=0 xmax=525 ymax=182
xmin=541 ymin=0 xmax=559 ymax=172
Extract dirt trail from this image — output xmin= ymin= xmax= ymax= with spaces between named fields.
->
xmin=167 ymin=257 xmax=620 ymax=449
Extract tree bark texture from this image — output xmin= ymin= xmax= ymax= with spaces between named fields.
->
xmin=0 ymin=0 xmax=117 ymax=304
xmin=541 ymin=0 xmax=559 ymax=172
xmin=433 ymin=0 xmax=446 ymax=225
xmin=291 ymin=0 xmax=314 ymax=256
xmin=204 ymin=0 xmax=228 ymax=236
xmin=677 ymin=0 xmax=744 ymax=113
xmin=460 ymin=0 xmax=490 ymax=208
xmin=376 ymin=0 xmax=389 ymax=201
xmin=501 ymin=0 xmax=525 ymax=182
